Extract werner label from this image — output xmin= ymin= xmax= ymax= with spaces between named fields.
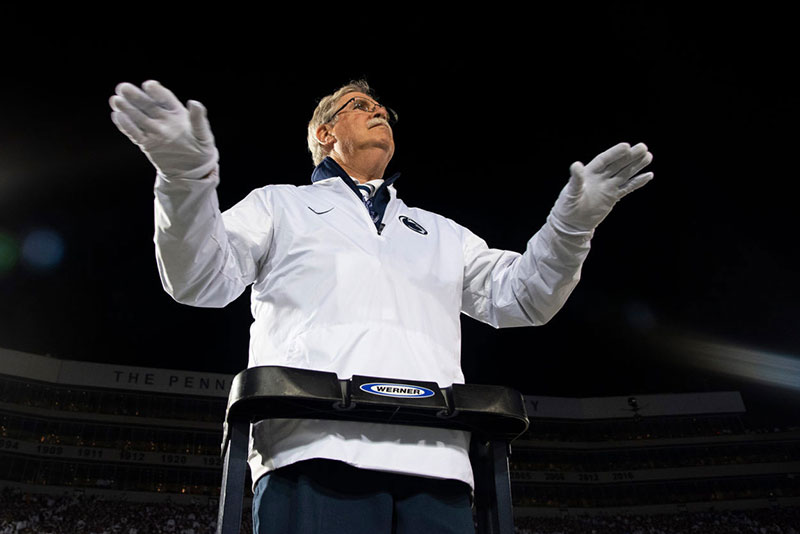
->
xmin=359 ymin=383 xmax=436 ymax=398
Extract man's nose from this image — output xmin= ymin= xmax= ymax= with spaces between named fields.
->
xmin=372 ymin=105 xmax=389 ymax=120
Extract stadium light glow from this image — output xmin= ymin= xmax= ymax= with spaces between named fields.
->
xmin=670 ymin=334 xmax=800 ymax=392
xmin=21 ymin=228 xmax=65 ymax=271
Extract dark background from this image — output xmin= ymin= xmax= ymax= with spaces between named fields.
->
xmin=1 ymin=8 xmax=797 ymax=419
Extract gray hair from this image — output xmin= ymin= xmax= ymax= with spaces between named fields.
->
xmin=306 ymin=80 xmax=375 ymax=167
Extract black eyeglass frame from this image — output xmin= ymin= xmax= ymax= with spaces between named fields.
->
xmin=327 ymin=97 xmax=398 ymax=126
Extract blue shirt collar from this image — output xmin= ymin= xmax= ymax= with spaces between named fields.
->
xmin=310 ymin=157 xmax=401 ymax=230
xmin=310 ymin=157 xmax=401 ymax=188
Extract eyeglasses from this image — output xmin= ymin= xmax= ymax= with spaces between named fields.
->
xmin=327 ymin=97 xmax=398 ymax=126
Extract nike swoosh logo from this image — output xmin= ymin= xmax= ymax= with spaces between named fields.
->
xmin=308 ymin=206 xmax=335 ymax=215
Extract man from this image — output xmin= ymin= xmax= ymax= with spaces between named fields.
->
xmin=109 ymin=79 xmax=653 ymax=533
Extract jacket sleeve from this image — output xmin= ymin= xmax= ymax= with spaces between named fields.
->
xmin=460 ymin=214 xmax=592 ymax=327
xmin=153 ymin=168 xmax=274 ymax=308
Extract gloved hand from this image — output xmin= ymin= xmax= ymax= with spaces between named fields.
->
xmin=550 ymin=142 xmax=654 ymax=233
xmin=109 ymin=80 xmax=218 ymax=180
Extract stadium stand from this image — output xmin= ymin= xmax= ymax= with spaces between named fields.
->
xmin=2 ymin=347 xmax=799 ymax=533
xmin=511 ymin=392 xmax=800 ymax=517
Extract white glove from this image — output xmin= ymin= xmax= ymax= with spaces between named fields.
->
xmin=550 ymin=142 xmax=654 ymax=234
xmin=109 ymin=80 xmax=218 ymax=179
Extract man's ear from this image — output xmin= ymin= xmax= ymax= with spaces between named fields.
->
xmin=315 ymin=123 xmax=336 ymax=147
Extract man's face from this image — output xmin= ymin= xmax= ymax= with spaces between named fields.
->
xmin=328 ymin=91 xmax=395 ymax=162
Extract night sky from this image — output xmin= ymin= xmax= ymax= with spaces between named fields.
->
xmin=1 ymin=8 xmax=797 ymax=419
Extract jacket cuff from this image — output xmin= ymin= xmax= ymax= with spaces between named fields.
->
xmin=546 ymin=211 xmax=595 ymax=241
xmin=155 ymin=164 xmax=221 ymax=190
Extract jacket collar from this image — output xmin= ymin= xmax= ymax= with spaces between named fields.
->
xmin=311 ymin=157 xmax=401 ymax=189
xmin=311 ymin=157 xmax=401 ymax=229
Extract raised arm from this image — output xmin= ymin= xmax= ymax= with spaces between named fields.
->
xmin=462 ymin=142 xmax=654 ymax=327
xmin=109 ymin=81 xmax=270 ymax=307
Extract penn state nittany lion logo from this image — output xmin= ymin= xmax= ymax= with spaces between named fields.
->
xmin=399 ymin=216 xmax=428 ymax=235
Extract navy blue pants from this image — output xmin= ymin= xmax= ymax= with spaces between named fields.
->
xmin=252 ymin=459 xmax=475 ymax=534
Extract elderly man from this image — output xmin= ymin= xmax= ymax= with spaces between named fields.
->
xmin=109 ymin=79 xmax=653 ymax=534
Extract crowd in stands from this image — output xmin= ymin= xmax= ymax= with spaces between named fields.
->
xmin=3 ymin=487 xmax=800 ymax=534
xmin=510 ymin=442 xmax=800 ymax=472
xmin=1 ymin=410 xmax=220 ymax=456
xmin=0 ymin=487 xmax=251 ymax=534
xmin=514 ymin=508 xmax=800 ymax=534
xmin=522 ymin=415 xmax=800 ymax=444
xmin=513 ymin=476 xmax=800 ymax=509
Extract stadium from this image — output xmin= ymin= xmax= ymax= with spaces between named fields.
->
xmin=1 ymin=7 xmax=797 ymax=534
xmin=2 ymin=347 xmax=798 ymax=533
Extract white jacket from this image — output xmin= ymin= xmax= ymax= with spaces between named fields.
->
xmin=153 ymin=161 xmax=592 ymax=489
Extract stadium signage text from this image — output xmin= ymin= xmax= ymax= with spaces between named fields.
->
xmin=112 ymin=370 xmax=227 ymax=392
xmin=5 ymin=438 xmax=222 ymax=468
xmin=515 ymin=471 xmax=639 ymax=484
xmin=360 ymin=383 xmax=435 ymax=398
